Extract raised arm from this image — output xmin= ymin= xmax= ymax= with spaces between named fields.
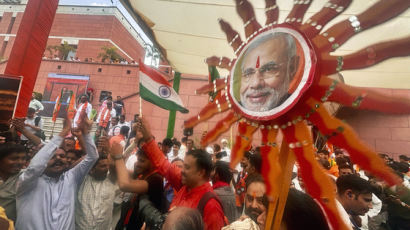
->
xmin=139 ymin=119 xmax=183 ymax=190
xmin=110 ymin=141 xmax=149 ymax=193
xmin=69 ymin=117 xmax=98 ymax=183
xmin=17 ymin=119 xmax=71 ymax=193
xmin=11 ymin=118 xmax=41 ymax=146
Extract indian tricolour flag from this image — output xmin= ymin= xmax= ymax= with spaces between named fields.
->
xmin=139 ymin=61 xmax=189 ymax=113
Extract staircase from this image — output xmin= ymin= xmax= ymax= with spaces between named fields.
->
xmin=41 ymin=117 xmax=98 ymax=139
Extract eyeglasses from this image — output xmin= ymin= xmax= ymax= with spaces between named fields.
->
xmin=241 ymin=61 xmax=286 ymax=82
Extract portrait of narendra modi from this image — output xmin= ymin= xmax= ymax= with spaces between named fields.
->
xmin=231 ymin=30 xmax=304 ymax=115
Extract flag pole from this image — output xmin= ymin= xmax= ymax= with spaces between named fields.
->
xmin=50 ymin=121 xmax=56 ymax=138
xmin=166 ymin=72 xmax=181 ymax=138
xmin=139 ymin=95 xmax=142 ymax=118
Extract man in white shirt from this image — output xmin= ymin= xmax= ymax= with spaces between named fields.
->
xmin=336 ymin=174 xmax=374 ymax=230
xmin=29 ymin=92 xmax=44 ymax=113
xmin=16 ymin=118 xmax=98 ymax=230
xmin=220 ymin=139 xmax=231 ymax=162
xmin=76 ymin=154 xmax=118 ymax=230
xmin=74 ymin=95 xmax=92 ymax=128
xmin=21 ymin=108 xmax=43 ymax=141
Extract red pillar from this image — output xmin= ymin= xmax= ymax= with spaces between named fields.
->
xmin=5 ymin=0 xmax=59 ymax=117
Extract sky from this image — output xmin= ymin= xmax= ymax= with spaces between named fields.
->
xmin=59 ymin=0 xmax=153 ymax=45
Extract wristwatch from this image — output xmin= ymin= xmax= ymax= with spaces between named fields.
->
xmin=111 ymin=154 xmax=123 ymax=160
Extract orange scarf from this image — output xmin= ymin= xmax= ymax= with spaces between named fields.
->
xmin=98 ymin=107 xmax=111 ymax=128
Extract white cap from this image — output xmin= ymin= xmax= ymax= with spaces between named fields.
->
xmin=221 ymin=138 xmax=228 ymax=144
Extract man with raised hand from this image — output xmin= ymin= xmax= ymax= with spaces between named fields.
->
xmin=15 ymin=117 xmax=98 ymax=230
xmin=136 ymin=118 xmax=225 ymax=230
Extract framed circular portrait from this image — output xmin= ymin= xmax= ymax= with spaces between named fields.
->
xmin=228 ymin=26 xmax=316 ymax=121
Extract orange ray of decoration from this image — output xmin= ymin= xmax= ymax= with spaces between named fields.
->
xmin=313 ymin=0 xmax=410 ymax=52
xmin=201 ymin=111 xmax=240 ymax=146
xmin=184 ymin=93 xmax=229 ymax=128
xmin=235 ymin=0 xmax=262 ymax=38
xmin=230 ymin=122 xmax=258 ymax=169
xmin=206 ymin=56 xmax=235 ymax=70
xmin=314 ymin=76 xmax=410 ymax=114
xmin=194 ymin=78 xmax=226 ymax=95
xmin=282 ymin=121 xmax=350 ymax=230
xmin=260 ymin=127 xmax=281 ymax=199
xmin=322 ymin=36 xmax=410 ymax=75
xmin=306 ymin=98 xmax=401 ymax=186
xmin=264 ymin=0 xmax=279 ymax=26
xmin=300 ymin=0 xmax=352 ymax=39
xmin=285 ymin=0 xmax=312 ymax=27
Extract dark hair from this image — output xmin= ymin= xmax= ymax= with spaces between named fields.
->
xmin=245 ymin=173 xmax=268 ymax=208
xmin=66 ymin=149 xmax=83 ymax=159
xmin=106 ymin=96 xmax=113 ymax=100
xmin=214 ymin=161 xmax=233 ymax=183
xmin=181 ymin=137 xmax=187 ymax=143
xmin=245 ymin=173 xmax=265 ymax=190
xmin=171 ymin=157 xmax=183 ymax=164
xmin=93 ymin=153 xmax=108 ymax=168
xmin=186 ymin=149 xmax=213 ymax=178
xmin=173 ymin=141 xmax=181 ymax=148
xmin=248 ymin=152 xmax=262 ymax=174
xmin=27 ymin=107 xmax=36 ymax=114
xmin=244 ymin=151 xmax=252 ymax=160
xmin=338 ymin=162 xmax=353 ymax=171
xmin=0 ymin=143 xmax=26 ymax=160
xmin=336 ymin=156 xmax=351 ymax=167
xmin=283 ymin=189 xmax=330 ymax=230
xmin=213 ymin=144 xmax=221 ymax=152
xmin=317 ymin=149 xmax=329 ymax=156
xmin=64 ymin=137 xmax=76 ymax=143
xmin=399 ymin=155 xmax=408 ymax=161
xmin=120 ymin=114 xmax=125 ymax=119
xmin=120 ymin=126 xmax=130 ymax=136
xmin=336 ymin=174 xmax=374 ymax=196
xmin=215 ymin=151 xmax=227 ymax=160
xmin=162 ymin=138 xmax=173 ymax=148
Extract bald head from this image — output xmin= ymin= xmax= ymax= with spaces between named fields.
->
xmin=162 ymin=207 xmax=204 ymax=230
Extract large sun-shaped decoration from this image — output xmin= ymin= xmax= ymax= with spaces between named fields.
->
xmin=184 ymin=0 xmax=410 ymax=229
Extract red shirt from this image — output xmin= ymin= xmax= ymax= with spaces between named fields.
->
xmin=143 ymin=139 xmax=225 ymax=230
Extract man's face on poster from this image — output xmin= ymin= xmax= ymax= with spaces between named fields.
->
xmin=239 ymin=34 xmax=299 ymax=112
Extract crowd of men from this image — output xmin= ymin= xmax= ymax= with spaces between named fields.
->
xmin=0 ymin=94 xmax=409 ymax=230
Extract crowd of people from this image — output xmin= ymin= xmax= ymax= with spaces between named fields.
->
xmin=0 ymin=94 xmax=409 ymax=230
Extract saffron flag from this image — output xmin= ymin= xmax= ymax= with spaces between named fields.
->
xmin=67 ymin=91 xmax=76 ymax=120
xmin=52 ymin=90 xmax=64 ymax=122
xmin=139 ymin=61 xmax=189 ymax=113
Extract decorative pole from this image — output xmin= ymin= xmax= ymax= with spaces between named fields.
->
xmin=166 ymin=72 xmax=181 ymax=138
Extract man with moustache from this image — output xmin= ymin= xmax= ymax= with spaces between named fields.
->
xmin=223 ymin=174 xmax=268 ymax=230
xmin=15 ymin=118 xmax=98 ymax=230
xmin=239 ymin=32 xmax=299 ymax=112
xmin=135 ymin=119 xmax=225 ymax=230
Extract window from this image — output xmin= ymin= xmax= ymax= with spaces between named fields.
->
xmin=6 ymin=17 xmax=15 ymax=34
